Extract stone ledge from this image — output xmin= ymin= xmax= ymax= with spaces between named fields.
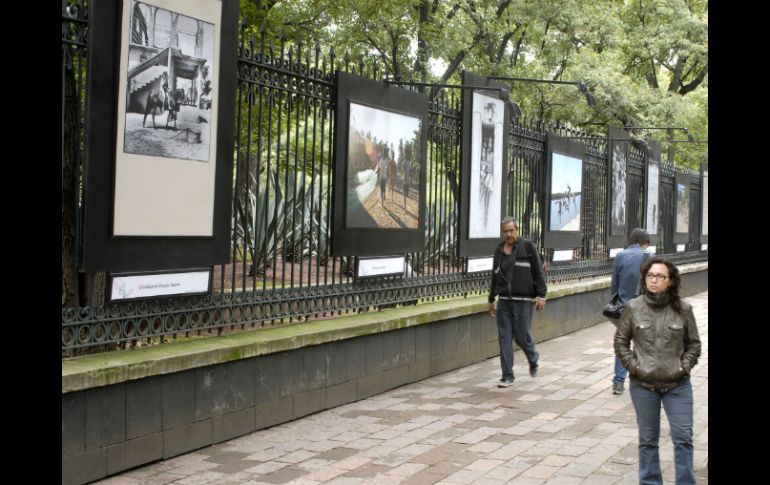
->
xmin=62 ymin=262 xmax=707 ymax=393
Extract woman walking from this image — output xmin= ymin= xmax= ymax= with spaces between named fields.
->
xmin=614 ymin=257 xmax=701 ymax=485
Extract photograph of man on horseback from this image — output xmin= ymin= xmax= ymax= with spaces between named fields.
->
xmin=122 ymin=0 xmax=215 ymax=162
xmin=142 ymin=71 xmax=178 ymax=129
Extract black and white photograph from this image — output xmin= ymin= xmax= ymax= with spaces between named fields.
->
xmin=111 ymin=0 xmax=225 ymax=237
xmin=345 ymin=102 xmax=422 ymax=230
xmin=549 ymin=152 xmax=582 ymax=231
xmin=469 ymin=92 xmax=504 ymax=238
xmin=676 ymin=182 xmax=689 ymax=233
xmin=123 ymin=0 xmax=215 ymax=162
xmin=646 ymin=155 xmax=659 ymax=234
xmin=81 ymin=0 xmax=237 ymax=270
xmin=457 ymin=72 xmax=509 ymax=257
xmin=610 ymin=142 xmax=627 ymax=236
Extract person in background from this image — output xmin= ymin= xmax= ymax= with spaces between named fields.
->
xmin=160 ymin=71 xmax=175 ymax=111
xmin=615 ymin=257 xmax=701 ymax=485
xmin=402 ymin=156 xmax=412 ymax=205
xmin=608 ymin=228 xmax=650 ymax=394
xmin=488 ymin=217 xmax=547 ymax=387
xmin=388 ymin=153 xmax=397 ymax=200
xmin=377 ymin=146 xmax=390 ymax=205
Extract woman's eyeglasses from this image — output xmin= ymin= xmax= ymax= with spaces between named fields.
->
xmin=645 ymin=273 xmax=669 ymax=281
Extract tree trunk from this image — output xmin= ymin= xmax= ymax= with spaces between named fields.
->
xmin=413 ymin=1 xmax=431 ymax=87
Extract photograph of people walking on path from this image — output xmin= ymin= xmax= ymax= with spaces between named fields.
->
xmin=345 ymin=102 xmax=422 ymax=230
xmin=469 ymin=92 xmax=504 ymax=239
xmin=549 ymin=152 xmax=582 ymax=231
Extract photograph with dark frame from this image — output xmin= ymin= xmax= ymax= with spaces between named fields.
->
xmin=469 ymin=92 xmax=504 ymax=238
xmin=345 ymin=102 xmax=422 ymax=230
xmin=701 ymin=168 xmax=708 ymax=237
xmin=81 ymin=0 xmax=237 ymax=270
xmin=676 ymin=182 xmax=690 ymax=233
xmin=331 ymin=71 xmax=427 ymax=257
xmin=123 ymin=0 xmax=215 ymax=162
xmin=110 ymin=0 xmax=227 ymax=238
xmin=646 ymin=156 xmax=659 ymax=234
xmin=611 ymin=142 xmax=627 ymax=236
xmin=549 ymin=152 xmax=583 ymax=231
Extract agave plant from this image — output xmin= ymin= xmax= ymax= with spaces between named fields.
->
xmin=422 ymin=166 xmax=458 ymax=268
xmin=232 ymin=163 xmax=330 ymax=277
xmin=279 ymin=168 xmax=330 ymax=264
xmin=423 ymin=199 xmax=458 ymax=266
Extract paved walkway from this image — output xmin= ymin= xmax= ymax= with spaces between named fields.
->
xmin=96 ymin=292 xmax=708 ymax=485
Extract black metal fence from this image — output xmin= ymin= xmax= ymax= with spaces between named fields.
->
xmin=61 ymin=2 xmax=707 ymax=354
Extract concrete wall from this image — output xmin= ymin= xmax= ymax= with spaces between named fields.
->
xmin=61 ymin=264 xmax=707 ymax=484
xmin=62 ymin=315 xmax=500 ymax=484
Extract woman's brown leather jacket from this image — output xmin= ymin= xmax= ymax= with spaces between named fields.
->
xmin=614 ymin=294 xmax=701 ymax=392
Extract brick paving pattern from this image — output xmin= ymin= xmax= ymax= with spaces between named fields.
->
xmin=95 ymin=292 xmax=708 ymax=485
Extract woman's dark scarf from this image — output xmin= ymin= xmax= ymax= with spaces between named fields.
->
xmin=643 ymin=290 xmax=671 ymax=309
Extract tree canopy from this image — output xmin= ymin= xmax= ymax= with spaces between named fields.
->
xmin=241 ymin=0 xmax=707 ymax=168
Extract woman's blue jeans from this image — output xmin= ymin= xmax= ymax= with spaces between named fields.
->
xmin=629 ymin=379 xmax=695 ymax=485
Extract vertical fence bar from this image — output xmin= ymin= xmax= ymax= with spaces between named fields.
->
xmin=659 ymin=161 xmax=676 ymax=254
xmin=289 ymin=48 xmax=300 ymax=293
xmin=231 ymin=81 xmax=243 ymax=295
xmin=320 ymin=54 xmax=331 ymax=289
xmin=309 ymin=47 xmax=320 ymax=288
xmin=251 ymin=60 xmax=264 ymax=293
xmin=265 ymin=73 xmax=275 ymax=296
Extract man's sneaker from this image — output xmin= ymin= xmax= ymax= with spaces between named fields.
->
xmin=612 ymin=381 xmax=625 ymax=394
xmin=497 ymin=377 xmax=514 ymax=387
xmin=529 ymin=362 xmax=539 ymax=378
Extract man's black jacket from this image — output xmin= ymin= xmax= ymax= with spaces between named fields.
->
xmin=488 ymin=238 xmax=547 ymax=303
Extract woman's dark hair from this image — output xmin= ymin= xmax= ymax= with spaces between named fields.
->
xmin=640 ymin=257 xmax=682 ymax=313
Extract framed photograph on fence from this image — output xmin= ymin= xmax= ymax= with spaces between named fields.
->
xmin=331 ymin=71 xmax=428 ymax=256
xmin=644 ymin=141 xmax=661 ymax=236
xmin=674 ymin=172 xmax=692 ymax=245
xmin=543 ymin=134 xmax=585 ymax=250
xmin=458 ymin=71 xmax=510 ymax=257
xmin=607 ymin=126 xmax=629 ymax=248
xmin=81 ymin=0 xmax=238 ymax=272
xmin=644 ymin=141 xmax=661 ymax=251
xmin=700 ymin=163 xmax=708 ymax=245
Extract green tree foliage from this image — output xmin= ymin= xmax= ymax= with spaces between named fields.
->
xmin=242 ymin=0 xmax=706 ymax=168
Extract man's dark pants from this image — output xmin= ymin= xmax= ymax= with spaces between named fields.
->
xmin=496 ymin=299 xmax=539 ymax=379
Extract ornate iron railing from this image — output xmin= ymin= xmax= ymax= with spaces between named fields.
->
xmin=61 ymin=5 xmax=707 ymax=354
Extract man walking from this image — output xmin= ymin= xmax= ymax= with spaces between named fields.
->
xmin=377 ymin=147 xmax=389 ymax=206
xmin=609 ymin=227 xmax=650 ymax=394
xmin=488 ymin=217 xmax=547 ymax=387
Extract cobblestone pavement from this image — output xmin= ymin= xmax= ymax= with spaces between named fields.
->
xmin=95 ymin=292 xmax=708 ymax=485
